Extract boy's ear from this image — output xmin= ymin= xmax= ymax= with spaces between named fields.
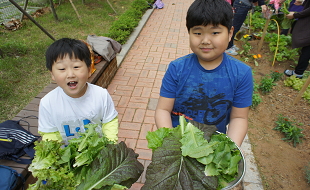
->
xmin=229 ymin=26 xmax=234 ymax=42
xmin=50 ymin=71 xmax=55 ymax=81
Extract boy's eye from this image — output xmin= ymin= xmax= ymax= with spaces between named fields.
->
xmin=194 ymin=33 xmax=201 ymax=35
xmin=213 ymin=32 xmax=220 ymax=35
xmin=59 ymin=68 xmax=65 ymax=70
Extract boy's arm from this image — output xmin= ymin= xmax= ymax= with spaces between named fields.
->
xmin=227 ymin=106 xmax=250 ymax=147
xmin=102 ymin=116 xmax=119 ymax=143
xmin=155 ymin=96 xmax=175 ymax=128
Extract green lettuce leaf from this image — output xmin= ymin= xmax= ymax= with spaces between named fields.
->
xmin=143 ymin=116 xmax=242 ymax=190
xmin=180 ymin=122 xmax=218 ymax=159
xmin=76 ymin=141 xmax=144 ymax=190
xmin=142 ymin=126 xmax=218 ymax=190
xmin=29 ymin=123 xmax=143 ymax=190
xmin=146 ymin=127 xmax=173 ymax=150
xmin=28 ymin=140 xmax=63 ymax=172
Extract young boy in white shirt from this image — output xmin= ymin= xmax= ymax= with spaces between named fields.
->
xmin=38 ymin=38 xmax=118 ymax=145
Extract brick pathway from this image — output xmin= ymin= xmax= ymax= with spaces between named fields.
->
xmin=107 ymin=1 xmax=194 ymax=189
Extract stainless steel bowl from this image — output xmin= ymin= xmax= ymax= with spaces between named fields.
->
xmin=222 ymin=145 xmax=246 ymax=190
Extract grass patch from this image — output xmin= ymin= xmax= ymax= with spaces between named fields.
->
xmin=0 ymin=0 xmax=150 ymax=122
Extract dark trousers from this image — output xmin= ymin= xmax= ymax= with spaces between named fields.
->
xmin=228 ymin=1 xmax=252 ymax=49
xmin=295 ymin=45 xmax=310 ymax=75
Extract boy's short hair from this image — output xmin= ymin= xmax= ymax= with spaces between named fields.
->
xmin=45 ymin=38 xmax=91 ymax=71
xmin=186 ymin=0 xmax=233 ymax=32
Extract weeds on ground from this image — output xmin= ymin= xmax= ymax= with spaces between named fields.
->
xmin=251 ymin=71 xmax=262 ymax=109
xmin=305 ymin=162 xmax=310 ymax=184
xmin=259 ymin=75 xmax=276 ymax=94
xmin=270 ymin=70 xmax=283 ymax=82
xmin=273 ymin=114 xmax=304 ymax=147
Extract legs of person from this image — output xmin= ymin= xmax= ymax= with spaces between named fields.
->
xmin=227 ymin=2 xmax=252 ymax=49
xmin=295 ymin=45 xmax=310 ymax=75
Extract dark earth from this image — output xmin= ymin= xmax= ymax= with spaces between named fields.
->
xmin=233 ymin=39 xmax=310 ymax=190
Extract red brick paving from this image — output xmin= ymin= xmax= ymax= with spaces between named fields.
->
xmin=108 ymin=1 xmax=194 ymax=189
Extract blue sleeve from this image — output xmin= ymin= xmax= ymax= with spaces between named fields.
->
xmin=233 ymin=68 xmax=253 ymax=108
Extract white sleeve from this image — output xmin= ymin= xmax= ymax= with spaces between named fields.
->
xmin=38 ymin=97 xmax=58 ymax=133
xmin=101 ymin=90 xmax=118 ymax=123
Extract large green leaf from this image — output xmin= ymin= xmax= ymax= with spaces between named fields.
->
xmin=142 ymin=127 xmax=218 ymax=190
xmin=180 ymin=122 xmax=218 ymax=158
xmin=76 ymin=141 xmax=144 ymax=190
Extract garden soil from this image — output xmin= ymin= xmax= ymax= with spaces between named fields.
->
xmin=233 ymin=39 xmax=310 ymax=190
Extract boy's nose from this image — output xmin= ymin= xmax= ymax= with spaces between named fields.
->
xmin=201 ymin=36 xmax=211 ymax=45
xmin=67 ymin=69 xmax=76 ymax=78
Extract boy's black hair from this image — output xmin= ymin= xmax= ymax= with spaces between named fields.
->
xmin=186 ymin=0 xmax=233 ymax=32
xmin=45 ymin=38 xmax=91 ymax=71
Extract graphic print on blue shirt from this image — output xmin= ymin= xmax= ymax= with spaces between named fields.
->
xmin=172 ymin=86 xmax=232 ymax=131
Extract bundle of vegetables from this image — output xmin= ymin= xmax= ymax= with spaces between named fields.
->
xmin=280 ymin=0 xmax=294 ymax=29
xmin=28 ymin=124 xmax=144 ymax=190
xmin=142 ymin=116 xmax=242 ymax=190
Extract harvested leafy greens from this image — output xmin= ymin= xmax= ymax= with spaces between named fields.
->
xmin=28 ymin=124 xmax=144 ymax=190
xmin=142 ymin=116 xmax=242 ymax=190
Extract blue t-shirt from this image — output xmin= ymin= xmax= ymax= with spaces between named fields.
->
xmin=160 ymin=53 xmax=253 ymax=133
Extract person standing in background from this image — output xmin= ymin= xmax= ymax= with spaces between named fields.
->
xmin=225 ymin=0 xmax=267 ymax=55
xmin=284 ymin=0 xmax=310 ymax=78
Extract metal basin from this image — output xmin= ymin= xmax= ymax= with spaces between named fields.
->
xmin=222 ymin=145 xmax=246 ymax=190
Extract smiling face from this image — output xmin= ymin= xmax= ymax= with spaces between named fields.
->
xmin=51 ymin=54 xmax=91 ymax=98
xmin=189 ymin=24 xmax=233 ymax=69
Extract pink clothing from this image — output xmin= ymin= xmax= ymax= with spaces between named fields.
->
xmin=225 ymin=0 xmax=232 ymax=4
xmin=270 ymin=0 xmax=281 ymax=12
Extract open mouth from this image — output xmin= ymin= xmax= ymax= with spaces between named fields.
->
xmin=67 ymin=81 xmax=78 ymax=88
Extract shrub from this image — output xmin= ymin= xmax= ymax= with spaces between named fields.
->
xmin=105 ymin=0 xmax=150 ymax=44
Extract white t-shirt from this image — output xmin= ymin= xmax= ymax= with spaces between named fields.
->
xmin=38 ymin=83 xmax=118 ymax=144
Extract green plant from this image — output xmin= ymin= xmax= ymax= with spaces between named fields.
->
xmin=144 ymin=116 xmax=242 ymax=190
xmin=28 ymin=124 xmax=143 ymax=189
xmin=105 ymin=0 xmax=149 ymax=44
xmin=284 ymin=72 xmax=310 ymax=102
xmin=259 ymin=76 xmax=276 ymax=94
xmin=251 ymin=73 xmax=262 ymax=109
xmin=251 ymin=93 xmax=262 ymax=109
xmin=305 ymin=162 xmax=310 ymax=184
xmin=264 ymin=33 xmax=299 ymax=62
xmin=273 ymin=115 xmax=304 ymax=147
xmin=269 ymin=70 xmax=283 ymax=82
xmin=239 ymin=35 xmax=252 ymax=57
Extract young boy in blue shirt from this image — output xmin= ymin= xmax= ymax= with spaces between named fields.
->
xmin=155 ymin=0 xmax=253 ymax=147
xmin=38 ymin=38 xmax=119 ymax=145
